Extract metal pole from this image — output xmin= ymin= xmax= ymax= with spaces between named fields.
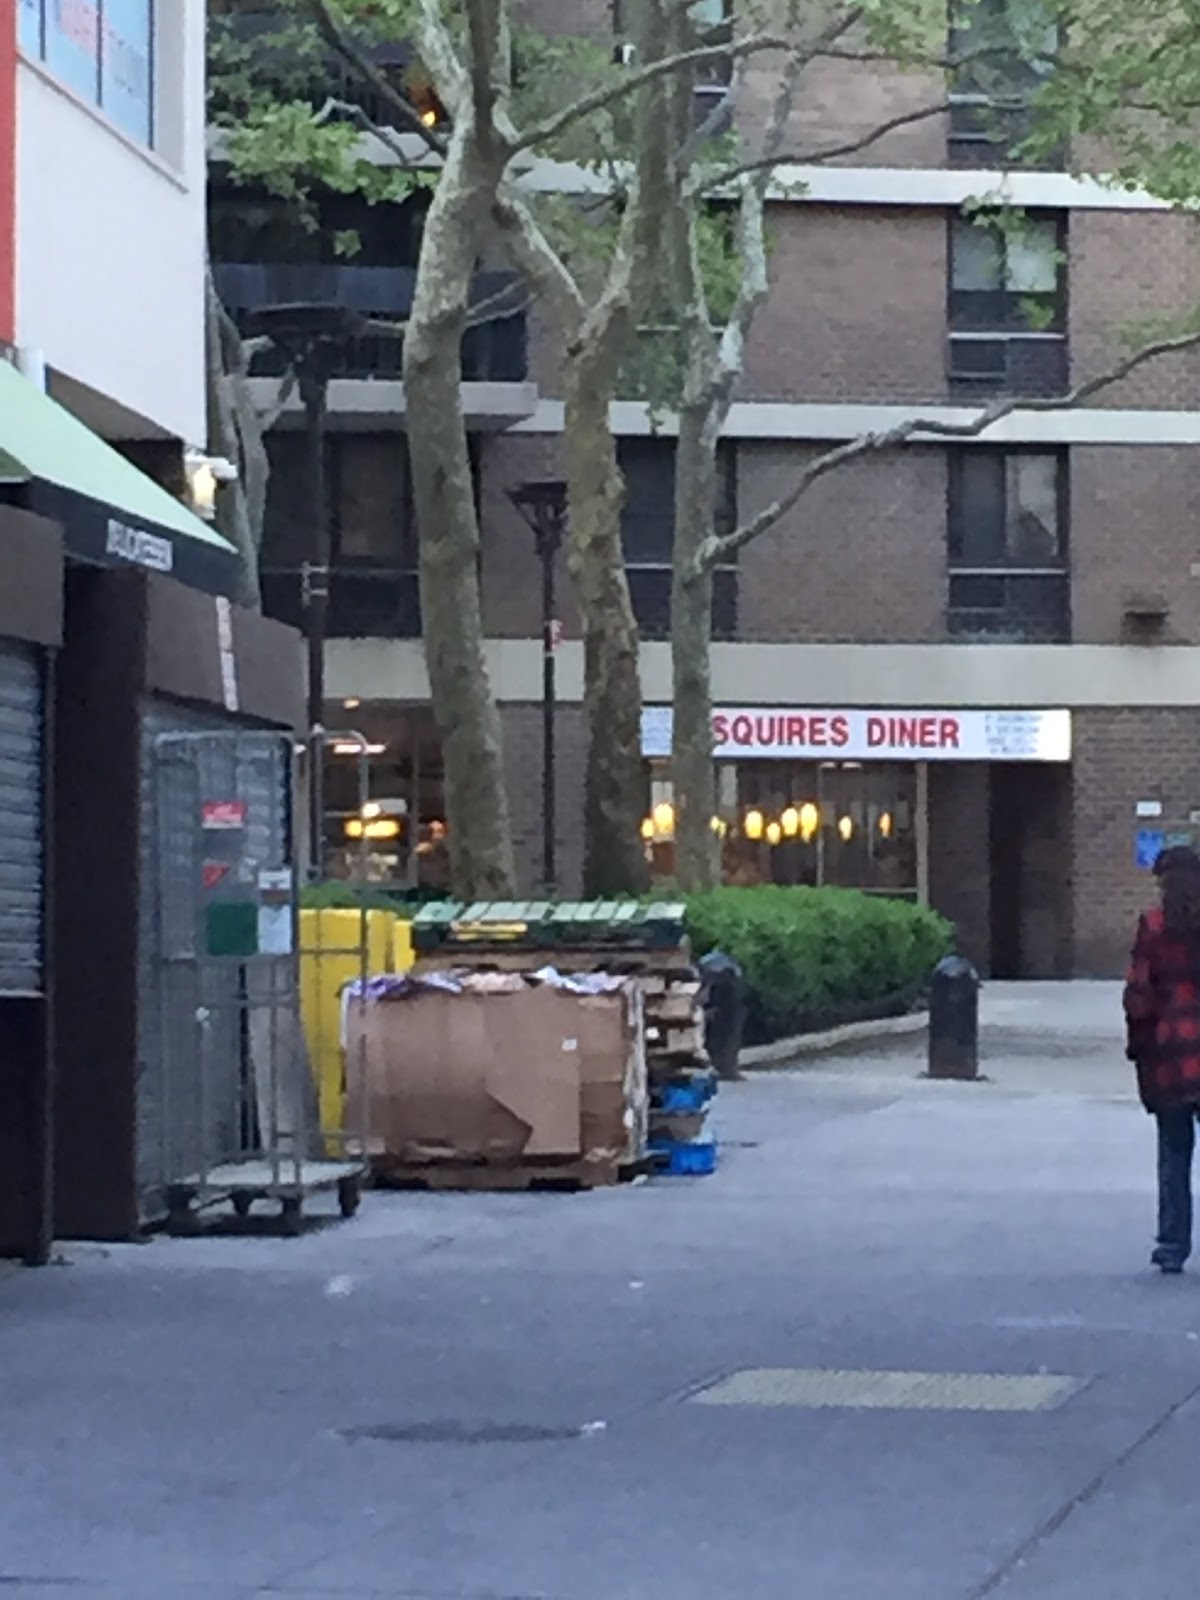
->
xmin=301 ymin=366 xmax=329 ymax=881
xmin=408 ymin=716 xmax=421 ymax=892
xmin=916 ymin=761 xmax=931 ymax=906
xmin=541 ymin=530 xmax=557 ymax=896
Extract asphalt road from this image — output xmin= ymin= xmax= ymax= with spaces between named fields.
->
xmin=2 ymin=982 xmax=1193 ymax=1600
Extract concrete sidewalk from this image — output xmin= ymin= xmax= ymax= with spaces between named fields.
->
xmin=0 ymin=983 xmax=1187 ymax=1600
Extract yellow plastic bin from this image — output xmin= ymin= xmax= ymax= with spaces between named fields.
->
xmin=392 ymin=916 xmax=415 ymax=976
xmin=300 ymin=908 xmax=397 ymax=1140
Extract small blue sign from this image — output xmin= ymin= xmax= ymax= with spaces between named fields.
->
xmin=1136 ymin=828 xmax=1166 ymax=871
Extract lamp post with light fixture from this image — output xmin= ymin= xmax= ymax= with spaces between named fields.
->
xmin=241 ymin=303 xmax=367 ymax=878
xmin=507 ymin=480 xmax=568 ymax=896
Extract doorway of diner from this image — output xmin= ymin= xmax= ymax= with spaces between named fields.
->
xmin=988 ymin=763 xmax=1073 ymax=979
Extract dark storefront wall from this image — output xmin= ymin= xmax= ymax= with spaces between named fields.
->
xmin=53 ymin=567 xmax=302 ymax=1241
xmin=928 ymin=762 xmax=1074 ymax=980
xmin=0 ymin=509 xmax=63 ymax=1261
xmin=332 ymin=699 xmax=1082 ymax=978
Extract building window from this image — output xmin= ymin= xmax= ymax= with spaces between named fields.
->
xmin=645 ymin=759 xmax=919 ymax=896
xmin=947 ymin=0 xmax=1059 ymax=167
xmin=948 ymin=212 xmax=1067 ymax=395
xmin=735 ymin=763 xmax=918 ymax=895
xmin=950 ymin=214 xmax=1063 ymax=330
xmin=618 ymin=437 xmax=737 ymax=641
xmin=947 ymin=450 xmax=1069 ymax=641
xmin=21 ymin=0 xmax=155 ymax=147
xmin=322 ymin=706 xmax=448 ymax=890
xmin=260 ymin=434 xmax=422 ymax=639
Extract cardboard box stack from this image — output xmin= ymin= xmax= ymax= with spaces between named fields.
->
xmin=342 ymin=902 xmax=718 ymax=1189
xmin=344 ymin=968 xmax=646 ymax=1189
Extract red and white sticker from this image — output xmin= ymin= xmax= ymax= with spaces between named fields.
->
xmin=201 ymin=800 xmax=247 ymax=830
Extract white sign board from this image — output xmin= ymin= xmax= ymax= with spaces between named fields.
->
xmin=641 ymin=706 xmax=1072 ymax=763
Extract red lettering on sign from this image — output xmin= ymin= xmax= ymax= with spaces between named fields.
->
xmin=786 ymin=715 xmax=805 ymax=746
xmin=712 ymin=713 xmax=730 ymax=746
xmin=731 ymin=715 xmax=754 ymax=747
xmin=918 ymin=717 xmax=938 ymax=749
xmin=809 ymin=715 xmax=828 ymax=746
xmin=897 ymin=718 xmax=920 ymax=749
xmin=831 ymin=715 xmax=850 ymax=748
xmin=940 ymin=718 xmax=960 ymax=749
xmin=867 ymin=716 xmax=887 ymax=748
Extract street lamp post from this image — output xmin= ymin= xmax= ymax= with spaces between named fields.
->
xmin=507 ymin=480 xmax=568 ymax=897
xmin=242 ymin=303 xmax=366 ymax=880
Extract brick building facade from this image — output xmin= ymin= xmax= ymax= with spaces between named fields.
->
xmin=213 ymin=3 xmax=1200 ymax=978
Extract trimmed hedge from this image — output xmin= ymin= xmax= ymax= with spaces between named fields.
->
xmin=684 ymin=886 xmax=952 ymax=1044
xmin=299 ymin=881 xmax=950 ymax=1046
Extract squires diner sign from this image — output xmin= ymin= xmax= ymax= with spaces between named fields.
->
xmin=641 ymin=706 xmax=1072 ymax=764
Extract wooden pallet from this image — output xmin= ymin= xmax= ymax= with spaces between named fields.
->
xmin=372 ymin=1155 xmax=625 ymax=1193
xmin=646 ymin=991 xmax=703 ymax=1027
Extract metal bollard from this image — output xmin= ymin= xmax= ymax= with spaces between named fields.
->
xmin=698 ymin=950 xmax=747 ymax=1082
xmin=927 ymin=955 xmax=980 ymax=1080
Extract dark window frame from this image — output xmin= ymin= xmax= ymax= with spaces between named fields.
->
xmin=260 ymin=432 xmax=441 ymax=640
xmin=947 ymin=210 xmax=1067 ymax=333
xmin=947 ymin=447 xmax=1069 ymax=571
xmin=946 ymin=446 xmax=1070 ymax=641
xmin=617 ymin=437 xmax=739 ymax=641
xmin=947 ymin=0 xmax=1061 ymax=167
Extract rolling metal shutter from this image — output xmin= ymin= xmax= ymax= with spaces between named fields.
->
xmin=0 ymin=643 xmax=43 ymax=996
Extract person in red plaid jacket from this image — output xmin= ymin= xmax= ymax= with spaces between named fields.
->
xmin=1124 ymin=845 xmax=1200 ymax=1273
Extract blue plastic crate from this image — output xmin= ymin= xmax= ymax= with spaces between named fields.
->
xmin=650 ymin=1134 xmax=718 ymax=1177
xmin=653 ymin=1077 xmax=717 ymax=1115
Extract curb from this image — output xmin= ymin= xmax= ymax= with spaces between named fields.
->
xmin=741 ymin=1010 xmax=929 ymax=1068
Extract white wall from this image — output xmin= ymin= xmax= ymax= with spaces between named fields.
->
xmin=14 ymin=0 xmax=206 ymax=445
xmin=325 ymin=638 xmax=1200 ymax=710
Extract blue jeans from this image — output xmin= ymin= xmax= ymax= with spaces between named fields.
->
xmin=1156 ymin=1108 xmax=1199 ymax=1266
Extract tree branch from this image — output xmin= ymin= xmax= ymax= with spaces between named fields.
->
xmin=710 ymin=99 xmax=953 ymax=185
xmin=705 ymin=327 xmax=1200 ymax=569
xmin=356 ymin=279 xmax=533 ymax=342
xmin=464 ymin=0 xmax=508 ymax=152
xmin=315 ymin=95 xmax=431 ymax=169
xmin=509 ymin=33 xmax=795 ymax=156
xmin=415 ymin=0 xmax=470 ymax=115
xmin=256 ymin=368 xmax=298 ymax=431
xmin=303 ymin=0 xmax=448 ymax=157
xmin=492 ymin=191 xmax=587 ymax=328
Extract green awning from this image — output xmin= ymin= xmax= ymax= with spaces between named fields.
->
xmin=0 ymin=359 xmax=232 ymax=552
